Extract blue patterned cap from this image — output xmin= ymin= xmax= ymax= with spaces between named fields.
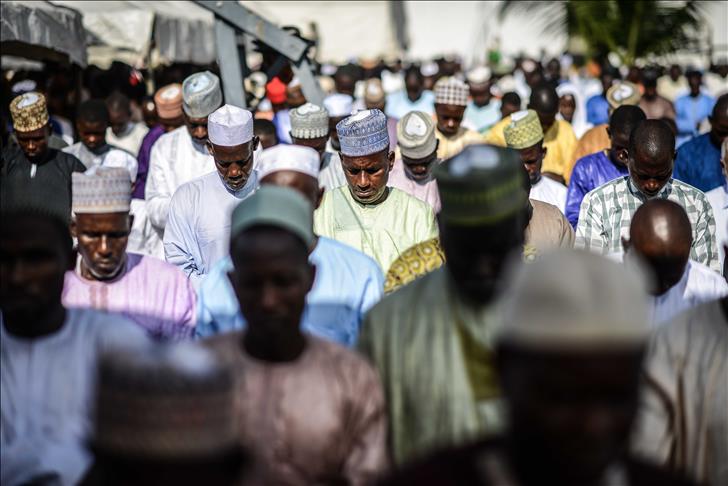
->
xmin=336 ymin=109 xmax=390 ymax=157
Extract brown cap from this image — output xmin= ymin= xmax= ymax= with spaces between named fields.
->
xmin=154 ymin=83 xmax=183 ymax=120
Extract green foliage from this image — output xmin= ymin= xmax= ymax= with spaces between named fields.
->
xmin=500 ymin=1 xmax=704 ymax=65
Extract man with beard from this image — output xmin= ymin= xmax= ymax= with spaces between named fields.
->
xmin=576 ymin=119 xmax=720 ymax=272
xmin=1 ymin=92 xmax=85 ymax=217
xmin=164 ymin=104 xmax=259 ymax=285
xmin=314 ymin=109 xmax=438 ymax=271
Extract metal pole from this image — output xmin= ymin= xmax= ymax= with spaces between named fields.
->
xmin=215 ymin=19 xmax=246 ymax=109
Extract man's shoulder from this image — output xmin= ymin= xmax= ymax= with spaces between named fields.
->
xmin=389 ymin=187 xmax=435 ymax=214
xmin=686 ymin=259 xmax=728 ymax=288
xmin=316 ymin=236 xmax=382 ymax=272
xmin=677 ymin=133 xmax=711 ymax=154
xmin=309 ymin=335 xmax=378 ymax=374
xmin=52 ymin=149 xmax=86 ymax=172
xmin=66 ymin=307 xmax=146 ymax=342
xmin=574 ymin=150 xmax=608 ymax=169
xmin=584 ymin=176 xmax=627 ymax=200
xmin=153 ymin=126 xmax=184 ymax=149
xmin=669 ymin=178 xmax=709 ymax=203
xmin=171 ymin=171 xmax=215 ymax=201
xmin=128 ymin=253 xmax=189 ymax=280
xmin=371 ymin=267 xmax=444 ymax=318
xmin=531 ymin=198 xmax=565 ymax=219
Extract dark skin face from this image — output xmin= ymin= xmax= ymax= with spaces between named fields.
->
xmin=601 ymin=73 xmax=615 ymax=95
xmin=405 ymin=73 xmax=424 ymax=102
xmin=160 ymin=114 xmax=184 ymax=133
xmin=534 ymin=108 xmax=556 ymax=134
xmin=628 ymin=144 xmax=675 ymax=198
xmin=108 ymin=108 xmax=131 ymax=137
xmin=208 ymin=138 xmax=259 ymax=192
xmin=435 ymin=103 xmax=466 ymax=137
xmin=292 ymin=135 xmax=328 ymax=163
xmin=329 ymin=116 xmax=345 ymax=151
xmin=184 ymin=112 xmax=209 ymax=146
xmin=340 ymin=149 xmax=395 ymax=204
xmin=688 ymin=74 xmax=702 ymax=97
xmin=708 ymin=102 xmax=728 ymax=147
xmin=260 ymin=171 xmax=323 ymax=209
xmin=440 ymin=212 xmax=526 ymax=304
xmin=501 ymin=102 xmax=520 ymax=120
xmin=77 ymin=119 xmax=108 ymax=153
xmin=229 ymin=228 xmax=315 ymax=362
xmin=606 ymin=127 xmax=630 ymax=168
xmin=142 ymin=100 xmax=158 ymax=129
xmin=469 ymin=83 xmax=492 ymax=108
xmin=0 ymin=216 xmax=73 ymax=337
xmin=518 ymin=142 xmax=546 ymax=185
xmin=643 ymin=82 xmax=657 ymax=100
xmin=558 ymin=94 xmax=576 ymax=123
xmin=72 ymin=212 xmax=132 ymax=281
xmin=669 ymin=65 xmax=681 ymax=82
xmin=335 ymin=74 xmax=356 ymax=97
xmin=401 ymin=142 xmax=439 ymax=182
xmin=256 ymin=131 xmax=278 ymax=150
xmin=286 ymin=86 xmax=306 ymax=109
xmin=499 ymin=346 xmax=644 ymax=486
xmin=15 ymin=124 xmax=50 ymax=162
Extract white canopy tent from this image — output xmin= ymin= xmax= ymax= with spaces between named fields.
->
xmin=1 ymin=0 xmax=87 ymax=66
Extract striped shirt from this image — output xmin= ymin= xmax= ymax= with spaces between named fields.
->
xmin=575 ymin=176 xmax=720 ymax=273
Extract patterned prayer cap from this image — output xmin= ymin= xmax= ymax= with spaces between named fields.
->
xmin=434 ymin=77 xmax=470 ymax=106
xmin=154 ymin=83 xmax=183 ymax=120
xmin=435 ymin=144 xmax=526 ymax=226
xmin=231 ymin=185 xmax=314 ymax=247
xmin=93 ymin=343 xmax=240 ymax=459
xmin=504 ymin=110 xmax=544 ymax=149
xmin=323 ymin=93 xmax=354 ymax=118
xmin=397 ymin=111 xmax=437 ymax=159
xmin=290 ymin=103 xmax=329 ymax=139
xmin=494 ymin=249 xmax=650 ymax=351
xmin=257 ymin=144 xmax=320 ymax=180
xmin=10 ymin=92 xmax=49 ymax=132
xmin=72 ymin=167 xmax=132 ymax=214
xmin=208 ymin=104 xmax=254 ymax=146
xmin=607 ymin=81 xmax=641 ymax=110
xmin=182 ymin=71 xmax=223 ymax=118
xmin=336 ymin=109 xmax=390 ymax=157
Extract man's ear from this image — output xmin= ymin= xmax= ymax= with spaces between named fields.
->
xmin=315 ymin=187 xmax=325 ymax=209
xmin=387 ymin=150 xmax=395 ymax=171
xmin=542 ymin=145 xmax=548 ymax=158
xmin=70 ymin=218 xmax=78 ymax=239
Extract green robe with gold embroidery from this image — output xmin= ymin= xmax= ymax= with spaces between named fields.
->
xmin=358 ymin=267 xmax=504 ymax=466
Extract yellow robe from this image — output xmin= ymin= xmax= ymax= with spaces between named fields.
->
xmin=435 ymin=127 xmax=485 ymax=160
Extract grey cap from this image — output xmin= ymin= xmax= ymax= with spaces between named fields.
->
xmin=397 ymin=111 xmax=437 ymax=159
xmin=182 ymin=71 xmax=223 ymax=118
xmin=290 ymin=103 xmax=329 ymax=139
xmin=230 ymin=185 xmax=314 ymax=247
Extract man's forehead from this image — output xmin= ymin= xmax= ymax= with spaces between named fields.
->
xmin=75 ymin=212 xmax=129 ymax=227
xmin=341 ymin=153 xmax=387 ymax=168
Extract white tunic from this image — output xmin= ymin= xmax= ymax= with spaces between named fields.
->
xmin=62 ymin=142 xmax=138 ymax=182
xmin=145 ymin=126 xmax=216 ymax=236
xmin=105 ymin=122 xmax=149 ymax=156
xmin=164 ymin=170 xmax=259 ymax=287
xmin=319 ymin=151 xmax=347 ymax=192
xmin=0 ymin=308 xmax=147 ymax=485
xmin=650 ymin=260 xmax=728 ymax=325
xmin=529 ymin=176 xmax=567 ymax=214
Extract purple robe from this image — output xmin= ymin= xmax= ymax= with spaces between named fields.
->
xmin=133 ymin=124 xmax=165 ymax=199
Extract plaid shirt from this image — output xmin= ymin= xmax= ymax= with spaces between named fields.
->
xmin=575 ymin=176 xmax=720 ymax=273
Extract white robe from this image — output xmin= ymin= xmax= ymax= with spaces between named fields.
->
xmin=105 ymin=122 xmax=149 ymax=157
xmin=530 ymin=176 xmax=567 ymax=214
xmin=164 ymin=170 xmax=259 ymax=287
xmin=0 ymin=308 xmax=147 ymax=485
xmin=62 ymin=142 xmax=138 ymax=182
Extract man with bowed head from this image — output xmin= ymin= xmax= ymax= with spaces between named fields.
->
xmin=62 ymin=167 xmax=197 ymax=339
xmin=432 ymin=77 xmax=484 ymax=160
xmin=196 ymin=144 xmax=384 ymax=348
xmin=164 ymin=104 xmax=259 ymax=285
xmin=314 ymin=108 xmax=438 ymax=272
xmin=576 ymin=119 xmax=720 ymax=273
xmin=203 ymin=186 xmax=388 ymax=484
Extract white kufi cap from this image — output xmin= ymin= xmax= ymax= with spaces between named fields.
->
xmin=208 ymin=104 xmax=254 ymax=146
xmin=257 ymin=144 xmax=320 ymax=180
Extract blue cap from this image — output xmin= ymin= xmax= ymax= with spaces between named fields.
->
xmin=336 ymin=109 xmax=390 ymax=157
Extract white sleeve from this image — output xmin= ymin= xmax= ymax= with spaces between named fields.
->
xmin=145 ymin=140 xmax=172 ymax=231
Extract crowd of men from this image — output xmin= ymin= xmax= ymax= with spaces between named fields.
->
xmin=1 ymin=53 xmax=727 ymax=485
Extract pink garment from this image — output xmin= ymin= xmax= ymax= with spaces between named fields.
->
xmin=205 ymin=334 xmax=389 ymax=485
xmin=62 ymin=252 xmax=196 ymax=339
xmin=387 ymin=159 xmax=441 ymax=212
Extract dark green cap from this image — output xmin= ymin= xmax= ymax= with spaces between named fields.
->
xmin=230 ymin=185 xmax=314 ymax=246
xmin=435 ymin=144 xmax=526 ymax=226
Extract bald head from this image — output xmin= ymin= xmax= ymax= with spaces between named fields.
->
xmin=609 ymin=105 xmax=646 ymax=139
xmin=628 ymin=199 xmax=691 ymax=295
xmin=628 ymin=119 xmax=676 ymax=197
xmin=528 ymin=84 xmax=559 ymax=132
xmin=710 ymin=94 xmax=728 ymax=146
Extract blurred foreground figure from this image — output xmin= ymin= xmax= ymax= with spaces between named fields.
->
xmin=0 ymin=209 xmax=147 ymax=485
xmin=633 ymin=296 xmax=728 ymax=486
xmin=81 ymin=344 xmax=247 ymax=486
xmin=63 ymin=100 xmax=138 ymax=181
xmin=1 ymin=92 xmax=85 ymax=217
xmin=164 ymin=104 xmax=259 ymax=285
xmin=360 ymin=145 xmax=528 ymax=464
xmin=63 ymin=168 xmax=197 ymax=339
xmin=381 ymin=251 xmax=694 ymax=486
xmin=576 ymin=119 xmax=720 ymax=272
xmin=622 ymin=199 xmax=727 ymax=325
xmin=106 ymin=92 xmax=149 ymax=156
xmin=196 ymin=144 xmax=383 ymax=346
xmin=204 ymin=186 xmax=388 ymax=484
xmin=314 ymin=109 xmax=438 ymax=271
xmin=504 ymin=109 xmax=566 ymax=213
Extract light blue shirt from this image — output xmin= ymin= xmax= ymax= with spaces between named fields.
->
xmin=463 ymin=100 xmax=502 ymax=133
xmin=195 ymin=236 xmax=384 ymax=346
xmin=385 ymin=90 xmax=435 ymax=120
xmin=675 ymin=93 xmax=715 ymax=147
